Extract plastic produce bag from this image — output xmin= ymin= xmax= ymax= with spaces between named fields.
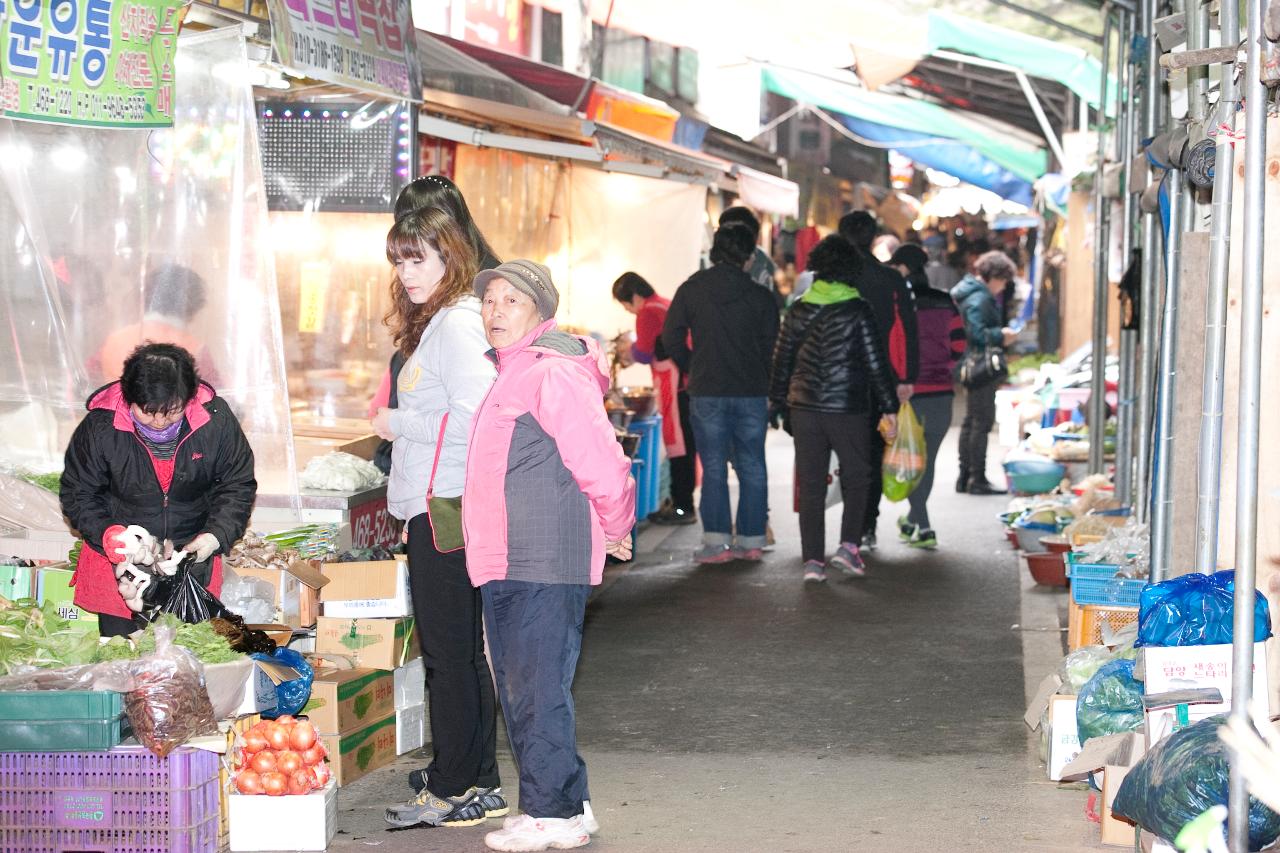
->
xmin=125 ymin=624 xmax=219 ymax=757
xmin=299 ymin=451 xmax=385 ymax=492
xmin=882 ymin=402 xmax=926 ymax=502
xmin=1076 ymin=658 xmax=1144 ymax=742
xmin=1136 ymin=570 xmax=1272 ymax=648
xmin=144 ymin=560 xmax=232 ymax=625
xmin=256 ymin=647 xmax=313 ymax=719
xmin=1113 ymin=716 xmax=1280 ymax=850
xmin=220 ymin=571 xmax=277 ymax=625
xmin=1056 ymin=644 xmax=1138 ymax=694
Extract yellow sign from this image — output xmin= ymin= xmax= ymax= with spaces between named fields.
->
xmin=298 ymin=261 xmax=330 ymax=334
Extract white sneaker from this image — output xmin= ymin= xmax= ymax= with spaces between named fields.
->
xmin=581 ymin=800 xmax=599 ymax=834
xmin=485 ymin=814 xmax=590 ymax=851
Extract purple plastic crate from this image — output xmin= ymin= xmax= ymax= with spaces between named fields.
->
xmin=0 ymin=745 xmax=220 ymax=853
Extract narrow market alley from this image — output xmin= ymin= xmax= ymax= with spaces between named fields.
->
xmin=330 ymin=428 xmax=1096 ymax=853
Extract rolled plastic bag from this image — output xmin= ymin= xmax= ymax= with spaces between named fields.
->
xmin=882 ymin=402 xmax=926 ymax=502
xmin=1113 ymin=716 xmax=1280 ymax=850
xmin=1136 ymin=570 xmax=1272 ymax=647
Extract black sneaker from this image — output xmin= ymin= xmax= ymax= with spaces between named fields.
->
xmin=967 ymin=480 xmax=1008 ymax=496
xmin=648 ymin=505 xmax=697 ymax=525
xmin=860 ymin=532 xmax=878 ymax=551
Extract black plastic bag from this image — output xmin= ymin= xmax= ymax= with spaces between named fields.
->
xmin=1113 ymin=715 xmax=1280 ymax=850
xmin=142 ymin=557 xmax=231 ymax=625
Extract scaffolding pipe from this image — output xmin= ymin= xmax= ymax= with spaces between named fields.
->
xmin=1089 ymin=8 xmax=1115 ymax=474
xmin=1133 ymin=0 xmax=1163 ymax=523
xmin=1187 ymin=0 xmax=1209 ymax=122
xmin=1115 ymin=10 xmax=1138 ymax=503
xmin=1193 ymin=0 xmax=1240 ymax=574
xmin=1227 ymin=4 xmax=1267 ymax=848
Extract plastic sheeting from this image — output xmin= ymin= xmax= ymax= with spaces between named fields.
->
xmin=0 ymin=28 xmax=299 ymax=505
xmin=451 ymin=147 xmax=708 ymax=347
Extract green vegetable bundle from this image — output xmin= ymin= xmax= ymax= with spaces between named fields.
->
xmin=135 ymin=614 xmax=240 ymax=664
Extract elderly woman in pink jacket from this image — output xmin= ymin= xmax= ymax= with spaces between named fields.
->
xmin=463 ymin=260 xmax=636 ymax=852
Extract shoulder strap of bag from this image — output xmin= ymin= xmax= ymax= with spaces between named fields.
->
xmin=426 ymin=412 xmax=449 ymax=499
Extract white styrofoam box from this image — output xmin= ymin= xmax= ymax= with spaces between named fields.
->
xmin=1048 ymin=694 xmax=1081 ymax=781
xmin=394 ymin=658 xmax=426 ymax=710
xmin=229 ymin=779 xmax=337 ymax=851
xmin=397 ymin=703 xmax=427 ymax=755
xmin=1142 ymin=643 xmax=1269 ymax=744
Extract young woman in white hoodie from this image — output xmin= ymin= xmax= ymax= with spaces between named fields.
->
xmin=374 ymin=206 xmax=507 ymax=828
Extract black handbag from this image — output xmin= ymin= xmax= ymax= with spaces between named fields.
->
xmin=957 ymin=346 xmax=1009 ymax=389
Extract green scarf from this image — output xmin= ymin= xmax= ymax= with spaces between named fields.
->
xmin=801 ymin=279 xmax=862 ymax=305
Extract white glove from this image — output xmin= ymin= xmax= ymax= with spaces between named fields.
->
xmin=113 ymin=525 xmax=159 ymax=567
xmin=115 ymin=563 xmax=152 ymax=613
xmin=155 ymin=550 xmax=186 ymax=577
xmin=185 ymin=532 xmax=220 ymax=563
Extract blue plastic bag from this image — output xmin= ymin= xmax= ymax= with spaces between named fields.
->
xmin=1113 ymin=715 xmax=1280 ymax=850
xmin=253 ymin=647 xmax=314 ymax=719
xmin=1135 ymin=570 xmax=1272 ymax=648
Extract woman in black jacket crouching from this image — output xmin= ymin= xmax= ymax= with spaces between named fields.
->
xmin=770 ymin=236 xmax=899 ymax=583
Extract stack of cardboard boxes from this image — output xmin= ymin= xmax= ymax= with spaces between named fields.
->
xmin=309 ymin=554 xmax=424 ymax=786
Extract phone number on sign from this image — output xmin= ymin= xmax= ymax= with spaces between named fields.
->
xmin=350 ymin=497 xmax=399 ymax=548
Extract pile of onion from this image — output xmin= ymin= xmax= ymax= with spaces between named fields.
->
xmin=232 ymin=716 xmax=330 ymax=795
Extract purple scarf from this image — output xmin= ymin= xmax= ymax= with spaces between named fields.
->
xmin=132 ymin=413 xmax=183 ymax=444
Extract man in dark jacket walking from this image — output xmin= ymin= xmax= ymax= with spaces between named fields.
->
xmin=951 ymin=250 xmax=1019 ymax=495
xmin=663 ymin=223 xmax=780 ymax=564
xmin=838 ymin=212 xmax=918 ymax=550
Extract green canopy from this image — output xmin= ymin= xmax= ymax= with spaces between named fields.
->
xmin=761 ymin=66 xmax=1048 ymax=183
xmin=926 ymin=11 xmax=1118 ymax=113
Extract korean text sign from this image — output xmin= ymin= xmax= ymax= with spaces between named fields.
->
xmin=0 ymin=0 xmax=186 ymax=127
xmin=267 ymin=0 xmax=421 ymax=101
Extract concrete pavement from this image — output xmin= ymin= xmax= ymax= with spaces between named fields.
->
xmin=327 ymin=429 xmax=1099 ymax=852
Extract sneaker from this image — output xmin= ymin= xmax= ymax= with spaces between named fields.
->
xmin=735 ymin=547 xmax=764 ymax=561
xmin=385 ymin=786 xmax=487 ymax=828
xmin=828 ymin=542 xmax=866 ymax=578
xmin=860 ymin=532 xmax=878 ymax=551
xmin=694 ymin=544 xmax=736 ymax=564
xmin=581 ymin=801 xmax=599 ymax=834
xmin=485 ymin=814 xmax=590 ymax=851
xmin=909 ymin=528 xmax=938 ymax=549
xmin=802 ymin=560 xmax=827 ymax=583
xmin=967 ymin=480 xmax=1008 ymax=496
xmin=647 ymin=504 xmax=696 ymax=525
xmin=897 ymin=514 xmax=916 ymax=542
xmin=408 ymin=772 xmax=508 ymax=818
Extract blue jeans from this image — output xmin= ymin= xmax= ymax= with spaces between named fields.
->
xmin=689 ymin=395 xmax=769 ymax=549
xmin=482 ymin=580 xmax=591 ymax=819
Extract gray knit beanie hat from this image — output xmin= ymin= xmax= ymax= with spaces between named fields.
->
xmin=473 ymin=260 xmax=559 ymax=319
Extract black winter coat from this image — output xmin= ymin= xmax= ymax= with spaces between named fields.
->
xmin=770 ymin=295 xmax=899 ymax=416
xmin=61 ymin=381 xmax=257 ymax=559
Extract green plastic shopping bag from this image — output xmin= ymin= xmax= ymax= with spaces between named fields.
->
xmin=882 ymin=402 xmax=926 ymax=502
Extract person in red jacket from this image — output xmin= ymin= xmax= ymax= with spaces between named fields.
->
xmin=612 ymin=272 xmax=696 ymax=525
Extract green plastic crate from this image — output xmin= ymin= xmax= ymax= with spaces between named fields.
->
xmin=0 ymin=691 xmax=126 ymax=751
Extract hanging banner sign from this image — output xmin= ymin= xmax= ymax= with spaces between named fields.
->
xmin=0 ymin=0 xmax=187 ymax=128
xmin=266 ymin=0 xmax=421 ymax=102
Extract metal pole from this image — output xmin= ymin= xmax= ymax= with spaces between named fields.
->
xmin=1133 ymin=0 xmax=1162 ymax=523
xmin=1193 ymin=0 xmax=1240 ymax=574
xmin=1227 ymin=5 xmax=1267 ymax=849
xmin=1089 ymin=7 xmax=1115 ymax=474
xmin=1150 ymin=174 xmax=1185 ymax=581
xmin=1187 ymin=0 xmax=1209 ymax=123
xmin=1115 ymin=10 xmax=1138 ymax=503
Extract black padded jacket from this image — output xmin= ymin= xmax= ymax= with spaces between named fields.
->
xmin=770 ymin=296 xmax=899 ymax=416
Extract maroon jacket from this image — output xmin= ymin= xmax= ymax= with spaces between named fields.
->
xmin=911 ymin=284 xmax=965 ymax=396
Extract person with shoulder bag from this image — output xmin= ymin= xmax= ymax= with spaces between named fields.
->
xmin=950 ymin=250 xmax=1019 ymax=495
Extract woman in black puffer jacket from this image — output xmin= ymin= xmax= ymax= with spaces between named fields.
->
xmin=770 ymin=235 xmax=899 ymax=583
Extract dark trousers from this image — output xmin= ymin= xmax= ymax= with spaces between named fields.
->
xmin=793 ymin=409 xmax=872 ymax=563
xmin=97 ymin=612 xmax=144 ymax=637
xmin=482 ymin=580 xmax=591 ymax=819
xmin=669 ymin=389 xmax=697 ymax=513
xmin=406 ymin=513 xmax=500 ymax=798
xmin=906 ymin=393 xmax=954 ymax=530
xmin=862 ymin=421 xmax=885 ymax=536
xmin=958 ymin=380 xmax=998 ymax=482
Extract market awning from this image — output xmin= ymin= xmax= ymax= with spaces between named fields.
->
xmin=761 ymin=65 xmax=1047 ymax=205
xmin=732 ymin=166 xmax=799 ymax=218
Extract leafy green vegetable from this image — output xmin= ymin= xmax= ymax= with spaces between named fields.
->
xmin=135 ymin=614 xmax=240 ymax=664
xmin=93 ymin=636 xmax=135 ymax=662
xmin=0 ymin=598 xmax=101 ymax=674
xmin=67 ymin=540 xmax=83 ymax=566
xmin=18 ymin=471 xmax=62 ymax=494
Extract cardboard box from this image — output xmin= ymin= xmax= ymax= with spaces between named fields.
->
xmin=35 ymin=567 xmax=97 ymax=631
xmin=205 ymin=658 xmax=303 ymax=720
xmin=321 ymin=711 xmax=397 ymax=786
xmin=1047 ymin=694 xmax=1081 ymax=781
xmin=305 ymin=668 xmax=395 ymax=735
xmin=396 ymin=702 xmax=427 ymax=755
xmin=1101 ymin=762 xmax=1138 ymax=846
xmin=229 ymin=779 xmax=337 ymax=851
xmin=320 ymin=557 xmax=410 ymax=618
xmin=393 ymin=658 xmax=425 ymax=710
xmin=232 ymin=561 xmax=329 ymax=628
xmin=0 ymin=565 xmax=34 ymax=602
xmin=1142 ymin=643 xmax=1268 ymax=744
xmin=1139 ymin=830 xmax=1178 ymax=853
xmin=315 ymin=616 xmax=419 ymax=671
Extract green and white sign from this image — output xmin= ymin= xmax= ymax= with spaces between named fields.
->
xmin=0 ymin=0 xmax=186 ymax=128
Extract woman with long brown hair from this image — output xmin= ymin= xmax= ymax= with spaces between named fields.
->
xmin=374 ymin=207 xmax=506 ymax=828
